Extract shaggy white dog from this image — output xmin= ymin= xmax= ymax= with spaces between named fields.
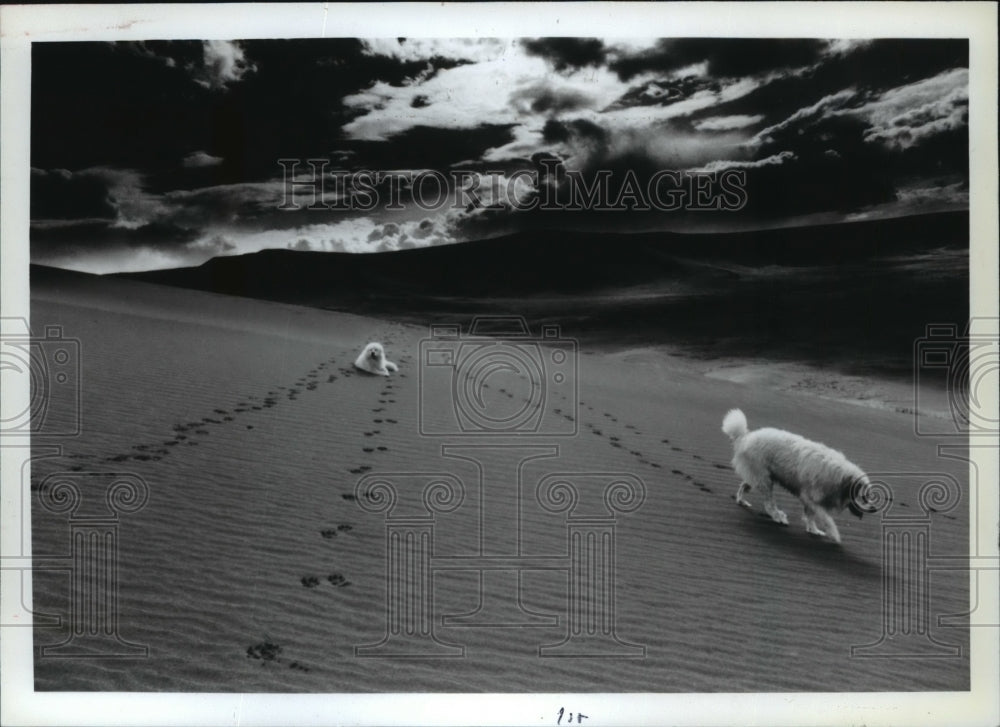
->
xmin=354 ymin=342 xmax=398 ymax=376
xmin=722 ymin=409 xmax=871 ymax=543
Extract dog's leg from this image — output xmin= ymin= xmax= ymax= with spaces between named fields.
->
xmin=813 ymin=507 xmax=841 ymax=544
xmin=735 ymin=482 xmax=753 ymax=508
xmin=761 ymin=479 xmax=789 ymax=525
xmin=801 ymin=502 xmax=826 ymax=536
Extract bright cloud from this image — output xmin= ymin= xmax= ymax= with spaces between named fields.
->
xmin=750 ymin=68 xmax=968 ymax=152
xmin=360 ymin=38 xmax=510 ymax=63
xmin=192 ymin=40 xmax=256 ymax=91
xmin=823 ymin=39 xmax=873 ymax=57
xmin=694 ymin=114 xmax=766 ymax=131
xmin=30 ymin=38 xmax=972 ymax=274
xmin=691 ymin=150 xmax=796 ymax=173
xmin=343 ymin=42 xmax=757 ymax=151
xmin=182 ymin=151 xmax=224 ymax=168
xmin=852 ymin=68 xmax=968 ymax=149
xmin=280 ymin=215 xmax=458 ymax=254
xmin=345 ymin=39 xmax=772 ymax=175
xmin=751 ymin=88 xmax=859 ymax=145
xmin=342 ymin=51 xmax=606 ymax=141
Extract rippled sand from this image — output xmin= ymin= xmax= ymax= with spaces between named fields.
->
xmin=30 ymin=271 xmax=969 ymax=692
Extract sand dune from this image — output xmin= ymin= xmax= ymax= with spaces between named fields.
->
xmin=30 ymin=271 xmax=968 ymax=692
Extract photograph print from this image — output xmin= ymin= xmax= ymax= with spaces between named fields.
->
xmin=3 ymin=4 xmax=997 ymax=725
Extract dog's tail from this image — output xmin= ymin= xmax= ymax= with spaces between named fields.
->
xmin=722 ymin=409 xmax=748 ymax=441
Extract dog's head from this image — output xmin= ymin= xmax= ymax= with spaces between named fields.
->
xmin=846 ymin=476 xmax=876 ymax=519
xmin=365 ymin=343 xmax=385 ymax=362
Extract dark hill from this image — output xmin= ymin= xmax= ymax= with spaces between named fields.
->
xmin=100 ymin=211 xmax=968 ymax=376
xmin=115 ymin=211 xmax=967 ymax=307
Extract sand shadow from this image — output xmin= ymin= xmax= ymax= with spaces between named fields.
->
xmin=734 ymin=510 xmax=882 ymax=578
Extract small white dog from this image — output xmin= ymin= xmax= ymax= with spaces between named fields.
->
xmin=722 ymin=409 xmax=871 ymax=543
xmin=354 ymin=342 xmax=398 ymax=376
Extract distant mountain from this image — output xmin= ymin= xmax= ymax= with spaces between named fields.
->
xmin=114 ymin=212 xmax=967 ymax=310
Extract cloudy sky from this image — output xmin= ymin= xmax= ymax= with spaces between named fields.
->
xmin=30 ymin=37 xmax=968 ymax=273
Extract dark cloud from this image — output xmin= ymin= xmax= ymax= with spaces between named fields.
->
xmin=542 ymin=118 xmax=607 ymax=146
xmin=821 ymin=39 xmax=967 ymax=91
xmin=888 ymin=126 xmax=968 ymax=179
xmin=31 ymin=39 xmax=473 ymax=192
xmin=32 ymin=42 xmax=209 ymax=182
xmin=346 ymin=124 xmax=518 ymax=170
xmin=694 ymin=39 xmax=968 ymax=132
xmin=29 ymin=37 xmax=969 ymax=272
xmin=31 ymin=219 xmax=200 ymax=257
xmin=737 ymin=116 xmax=898 ymax=218
xmin=116 ymin=40 xmax=202 ymax=72
xmin=30 ymin=168 xmax=117 ymax=220
xmin=611 ymin=38 xmax=827 ymax=80
xmin=743 ymin=70 xmax=968 ymax=198
xmin=457 ymin=115 xmax=899 ymax=233
xmin=163 ymin=183 xmax=278 ymax=226
xmin=522 ymin=38 xmax=606 ymax=72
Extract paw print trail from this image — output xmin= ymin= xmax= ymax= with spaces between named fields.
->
xmin=558 ymin=397 xmax=732 ymax=498
xmin=92 ymin=351 xmax=353 ymax=468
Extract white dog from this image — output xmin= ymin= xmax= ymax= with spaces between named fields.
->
xmin=354 ymin=342 xmax=398 ymax=376
xmin=722 ymin=409 xmax=871 ymax=543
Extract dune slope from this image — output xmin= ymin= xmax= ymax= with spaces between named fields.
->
xmin=30 ymin=271 xmax=969 ymax=692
